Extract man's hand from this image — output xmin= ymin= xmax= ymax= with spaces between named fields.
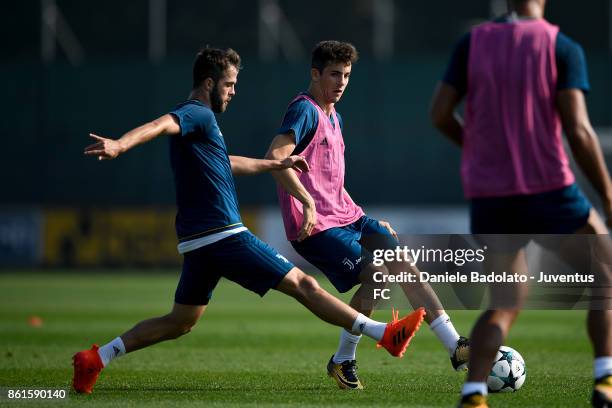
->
xmin=297 ymin=201 xmax=317 ymax=242
xmin=280 ymin=155 xmax=310 ymax=173
xmin=379 ymin=220 xmax=398 ymax=241
xmin=84 ymin=133 xmax=124 ymax=160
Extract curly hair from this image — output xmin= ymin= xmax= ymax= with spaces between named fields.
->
xmin=311 ymin=41 xmax=359 ymax=73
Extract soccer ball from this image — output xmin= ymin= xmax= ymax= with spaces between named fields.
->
xmin=487 ymin=346 xmax=526 ymax=393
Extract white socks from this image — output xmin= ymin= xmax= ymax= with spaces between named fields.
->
xmin=462 ymin=382 xmax=488 ymax=396
xmin=333 ymin=329 xmax=362 ymax=363
xmin=594 ymin=357 xmax=612 ymax=379
xmin=351 ymin=313 xmax=387 ymax=341
xmin=97 ymin=337 xmax=126 ymax=367
xmin=430 ymin=313 xmax=460 ymax=355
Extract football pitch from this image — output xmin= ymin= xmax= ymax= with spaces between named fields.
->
xmin=0 ymin=272 xmax=595 ymax=407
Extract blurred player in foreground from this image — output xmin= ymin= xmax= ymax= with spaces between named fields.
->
xmin=266 ymin=40 xmax=467 ymax=390
xmin=73 ymin=47 xmax=425 ymax=394
xmin=430 ymin=1 xmax=612 ymax=406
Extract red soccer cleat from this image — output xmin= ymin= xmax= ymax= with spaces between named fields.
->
xmin=377 ymin=307 xmax=426 ymax=357
xmin=72 ymin=344 xmax=104 ymax=394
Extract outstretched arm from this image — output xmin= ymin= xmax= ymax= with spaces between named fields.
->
xmin=265 ymin=133 xmax=316 ymax=241
xmin=229 ymin=155 xmax=309 ymax=176
xmin=429 ymin=82 xmax=464 ymax=147
xmin=557 ymin=89 xmax=612 ymax=226
xmin=84 ymin=114 xmax=180 ymax=160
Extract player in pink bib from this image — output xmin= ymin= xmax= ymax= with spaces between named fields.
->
xmin=430 ymin=1 xmax=612 ymax=407
xmin=277 ymin=92 xmax=364 ymax=240
xmin=266 ymin=41 xmax=469 ymax=390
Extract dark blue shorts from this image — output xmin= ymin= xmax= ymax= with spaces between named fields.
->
xmin=291 ymin=216 xmax=398 ymax=293
xmin=470 ymin=184 xmax=592 ymax=234
xmin=174 ymin=231 xmax=294 ymax=305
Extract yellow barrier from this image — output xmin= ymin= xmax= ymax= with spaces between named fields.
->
xmin=42 ymin=208 xmax=260 ymax=268
xmin=43 ymin=208 xmax=179 ymax=267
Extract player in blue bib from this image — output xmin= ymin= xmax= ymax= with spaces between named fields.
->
xmin=72 ymin=47 xmax=423 ymax=394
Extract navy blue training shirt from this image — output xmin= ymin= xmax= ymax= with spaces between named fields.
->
xmin=169 ymin=100 xmax=242 ymax=242
xmin=277 ymin=93 xmax=344 ymax=155
xmin=443 ymin=17 xmax=590 ymax=96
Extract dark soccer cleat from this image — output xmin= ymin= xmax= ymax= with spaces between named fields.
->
xmin=451 ymin=336 xmax=470 ymax=371
xmin=326 ymin=355 xmax=363 ymax=390
xmin=456 ymin=393 xmax=489 ymax=408
xmin=72 ymin=344 xmax=104 ymax=394
xmin=376 ymin=307 xmax=425 ymax=357
xmin=592 ymin=375 xmax=612 ymax=408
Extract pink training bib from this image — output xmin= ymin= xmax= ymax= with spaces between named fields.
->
xmin=462 ymin=18 xmax=574 ymax=198
xmin=277 ymin=94 xmax=364 ymax=241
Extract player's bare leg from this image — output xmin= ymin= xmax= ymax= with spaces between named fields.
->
xmin=367 ymin=257 xmax=468 ymax=371
xmin=353 ymin=226 xmax=467 ymax=363
xmin=348 ymin=263 xmax=389 ymax=316
xmin=120 ymin=303 xmax=206 ymax=352
xmin=551 ymin=210 xmax=612 ymax=356
xmin=327 ymin=260 xmax=458 ymax=390
xmin=325 ymin=263 xmax=391 ymax=389
xmin=393 ymin=262 xmax=470 ymax=370
xmin=540 ymin=209 xmax=612 ymax=400
xmin=347 ymin=261 xmax=459 ymax=335
xmin=275 ymin=267 xmax=424 ymax=353
xmin=276 ymin=268 xmax=359 ymax=328
xmin=462 ymin=249 xmax=529 ymax=402
xmin=72 ymin=303 xmax=206 ymax=393
xmin=572 ymin=210 xmax=612 ymax=406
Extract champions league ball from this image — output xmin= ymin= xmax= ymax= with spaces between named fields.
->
xmin=487 ymin=346 xmax=526 ymax=393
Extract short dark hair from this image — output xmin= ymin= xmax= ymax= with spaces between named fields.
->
xmin=311 ymin=41 xmax=359 ymax=73
xmin=192 ymin=47 xmax=241 ymax=88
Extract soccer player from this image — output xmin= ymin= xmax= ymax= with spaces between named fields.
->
xmin=73 ymin=47 xmax=425 ymax=394
xmin=265 ymin=40 xmax=468 ymax=390
xmin=429 ymin=1 xmax=612 ymax=407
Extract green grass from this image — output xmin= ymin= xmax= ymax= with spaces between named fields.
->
xmin=0 ymin=272 xmax=596 ymax=407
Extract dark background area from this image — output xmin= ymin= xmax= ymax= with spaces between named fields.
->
xmin=3 ymin=0 xmax=611 ymax=206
